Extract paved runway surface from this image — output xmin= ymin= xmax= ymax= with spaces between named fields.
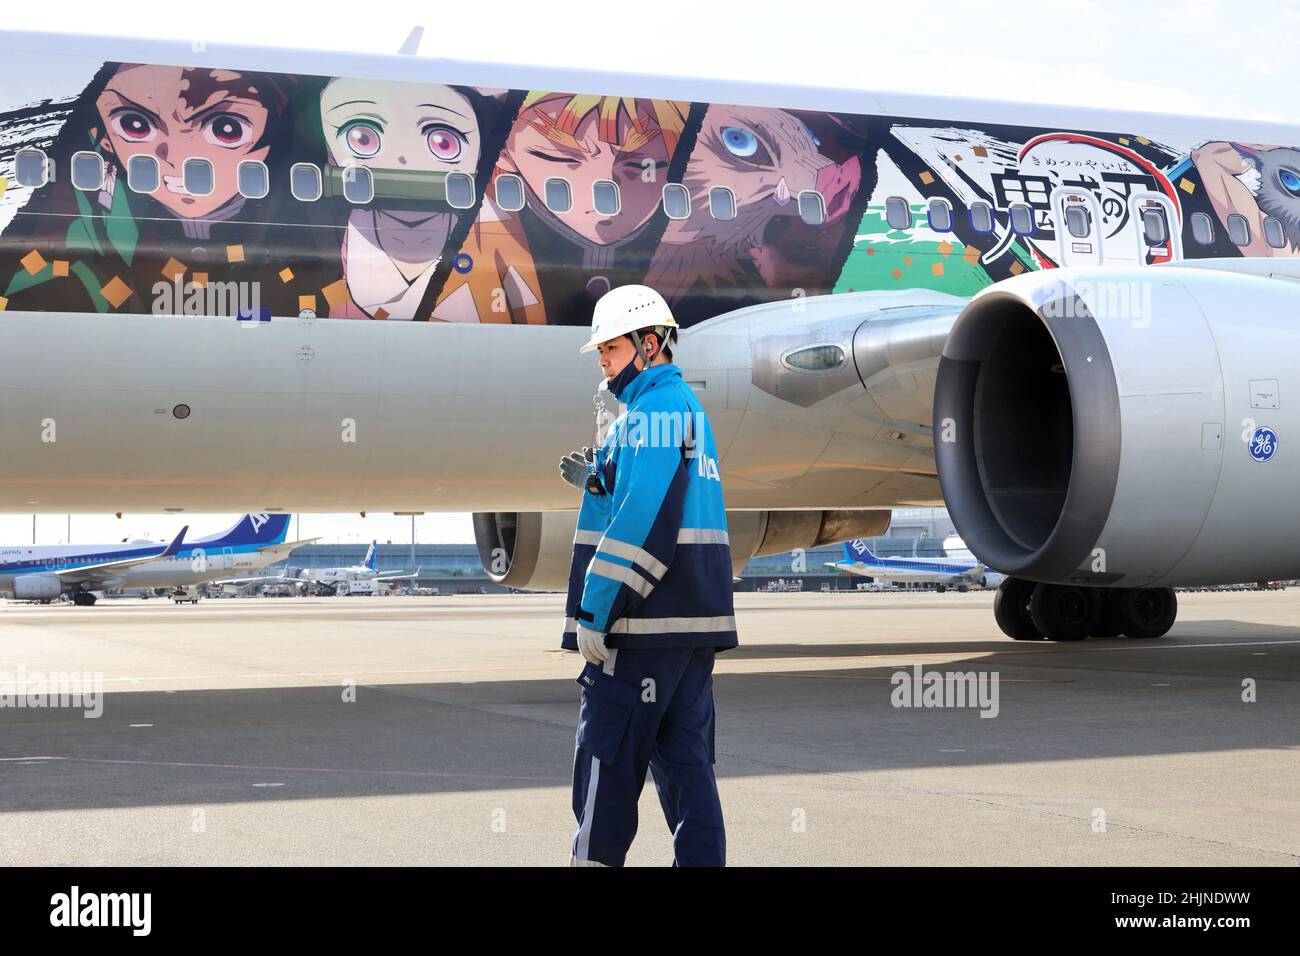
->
xmin=1 ymin=590 xmax=1296 ymax=866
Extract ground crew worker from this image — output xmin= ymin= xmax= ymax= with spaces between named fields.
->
xmin=558 ymin=283 xmax=737 ymax=867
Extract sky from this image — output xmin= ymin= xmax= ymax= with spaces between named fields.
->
xmin=0 ymin=1 xmax=1292 ymax=545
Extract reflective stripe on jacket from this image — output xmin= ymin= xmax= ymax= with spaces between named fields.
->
xmin=561 ymin=363 xmax=737 ymax=651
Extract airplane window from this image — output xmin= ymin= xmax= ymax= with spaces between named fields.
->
xmin=593 ymin=180 xmax=621 ymax=216
xmin=797 ymin=190 xmax=825 ymax=226
xmin=544 ymin=177 xmax=573 ymax=213
xmin=238 ymin=160 xmax=269 ymax=199
xmin=182 ymin=158 xmax=214 ymax=196
xmin=970 ymin=201 xmax=994 ymax=234
xmin=1141 ymin=208 xmax=1169 ymax=245
xmin=927 ymin=198 xmax=952 ymax=232
xmin=660 ymin=183 xmax=691 ymax=221
xmin=495 ymin=174 xmax=525 ymax=212
xmin=15 ymin=148 xmax=49 ymax=188
xmin=1009 ymin=202 xmax=1035 ymax=236
xmin=445 ymin=172 xmax=475 ymax=209
xmin=885 ymin=196 xmax=912 ymax=230
xmin=708 ymin=186 xmax=735 ymax=221
xmin=1063 ymin=204 xmax=1091 ymax=239
xmin=343 ymin=165 xmax=374 ymax=204
xmin=71 ymin=151 xmax=105 ymax=191
xmin=291 ymin=163 xmax=322 ymax=201
xmin=1191 ymin=212 xmax=1215 ymax=245
xmin=1263 ymin=216 xmax=1287 ymax=249
xmin=1226 ymin=213 xmax=1250 ymax=247
xmin=127 ymin=154 xmax=159 ymax=193
xmin=662 ymin=183 xmax=691 ymax=220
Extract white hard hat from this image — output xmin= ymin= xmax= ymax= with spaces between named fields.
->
xmin=580 ymin=284 xmax=679 ymax=353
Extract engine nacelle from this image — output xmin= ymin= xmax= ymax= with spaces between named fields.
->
xmin=934 ymin=265 xmax=1300 ymax=588
xmin=12 ymin=573 xmax=63 ymax=600
xmin=473 ymin=508 xmax=892 ymax=591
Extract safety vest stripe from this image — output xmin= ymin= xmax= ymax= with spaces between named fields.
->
xmin=589 ymin=558 xmax=655 ymax=599
xmin=677 ymin=528 xmax=729 ymax=545
xmin=574 ymin=530 xmax=603 ymax=546
xmin=608 ymin=614 xmax=736 ymax=634
xmin=596 ymin=537 xmax=668 ymax=582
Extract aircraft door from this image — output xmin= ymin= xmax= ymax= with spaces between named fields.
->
xmin=221 ymin=547 xmax=234 ymax=570
xmin=1128 ymin=191 xmax=1182 ymax=265
xmin=1050 ymin=187 xmax=1104 ymax=267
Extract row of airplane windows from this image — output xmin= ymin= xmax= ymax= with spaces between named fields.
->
xmin=9 ymin=146 xmax=1286 ymax=249
xmin=9 ymin=147 xmax=831 ymax=225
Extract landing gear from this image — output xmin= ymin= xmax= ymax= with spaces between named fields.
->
xmin=995 ymin=578 xmax=1176 ymax=641
xmin=1029 ymin=584 xmax=1101 ymax=641
xmin=71 ymin=591 xmax=97 ymax=606
xmin=1103 ymin=587 xmax=1177 ymax=639
xmin=993 ymin=578 xmax=1043 ymax=641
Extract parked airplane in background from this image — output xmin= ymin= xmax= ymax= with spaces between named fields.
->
xmin=1 ymin=30 xmax=1299 ymax=641
xmin=827 ymin=538 xmax=1004 ymax=591
xmin=0 ymin=526 xmax=188 ymax=604
xmin=219 ymin=541 xmax=418 ymax=594
xmin=0 ymin=513 xmax=305 ymax=604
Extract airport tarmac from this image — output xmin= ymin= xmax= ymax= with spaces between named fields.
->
xmin=0 ymin=590 xmax=1296 ymax=866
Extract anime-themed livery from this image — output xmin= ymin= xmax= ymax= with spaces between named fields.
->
xmin=10 ymin=45 xmax=1298 ymax=326
xmin=3 ymin=30 xmax=1300 ymax=644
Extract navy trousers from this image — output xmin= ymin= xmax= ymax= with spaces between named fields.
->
xmin=570 ymin=645 xmax=725 ymax=867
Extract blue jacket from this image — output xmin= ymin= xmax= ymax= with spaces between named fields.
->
xmin=562 ymin=363 xmax=737 ymax=652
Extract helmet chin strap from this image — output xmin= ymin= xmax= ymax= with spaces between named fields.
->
xmin=629 ymin=330 xmax=653 ymax=369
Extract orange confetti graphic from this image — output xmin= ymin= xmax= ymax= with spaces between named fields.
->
xmin=321 ymin=279 xmax=349 ymax=309
xmin=20 ymin=250 xmax=46 ymax=275
xmin=100 ymin=276 xmax=132 ymax=309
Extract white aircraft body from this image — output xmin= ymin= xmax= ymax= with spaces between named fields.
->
xmin=1 ymin=29 xmax=1299 ymax=640
xmin=827 ymin=537 xmax=1007 ymax=591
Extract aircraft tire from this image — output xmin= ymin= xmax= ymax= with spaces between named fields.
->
xmin=1112 ymin=588 xmax=1177 ymax=639
xmin=994 ymin=577 xmax=1043 ymax=641
xmin=1029 ymin=583 xmax=1102 ymax=642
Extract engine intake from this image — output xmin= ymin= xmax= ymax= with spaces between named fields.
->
xmin=935 ymin=266 xmax=1300 ymax=587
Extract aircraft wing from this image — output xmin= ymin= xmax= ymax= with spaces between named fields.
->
xmin=210 ymin=574 xmax=301 ymax=586
xmin=375 ymin=566 xmax=421 ymax=580
xmin=257 ymin=536 xmax=321 ymax=556
xmin=54 ymin=526 xmax=188 ymax=588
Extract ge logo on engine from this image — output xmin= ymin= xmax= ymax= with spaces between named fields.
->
xmin=1249 ymin=426 xmax=1278 ymax=462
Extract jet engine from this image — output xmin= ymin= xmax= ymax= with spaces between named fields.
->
xmin=472 ymin=509 xmax=891 ymax=591
xmin=934 ymin=264 xmax=1300 ymax=639
xmin=12 ymin=574 xmax=63 ymax=601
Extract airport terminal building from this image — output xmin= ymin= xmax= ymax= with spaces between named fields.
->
xmin=262 ymin=509 xmax=964 ymax=594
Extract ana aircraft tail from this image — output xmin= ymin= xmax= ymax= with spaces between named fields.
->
xmin=197 ymin=514 xmax=291 ymax=548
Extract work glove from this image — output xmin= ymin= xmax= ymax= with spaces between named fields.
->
xmin=577 ymin=624 xmax=609 ymax=664
xmin=559 ymin=446 xmax=595 ymax=489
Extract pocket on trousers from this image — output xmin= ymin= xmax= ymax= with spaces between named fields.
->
xmin=575 ymin=663 xmax=639 ymax=765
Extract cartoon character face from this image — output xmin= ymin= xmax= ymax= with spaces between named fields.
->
xmin=1250 ymin=146 xmax=1300 ymax=250
xmin=321 ymin=79 xmax=482 ymax=177
xmin=95 ymin=65 xmax=273 ymax=219
xmin=501 ymin=94 xmax=681 ymax=245
xmin=683 ymin=104 xmax=852 ymax=237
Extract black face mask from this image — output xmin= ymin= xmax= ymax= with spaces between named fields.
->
xmin=606 ymin=358 xmax=642 ymax=401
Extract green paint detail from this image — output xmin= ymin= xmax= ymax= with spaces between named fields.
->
xmin=835 ymin=206 xmax=1040 ymax=297
xmin=70 ymin=260 xmax=111 ymax=312
xmin=5 ymin=262 xmax=53 ymax=297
